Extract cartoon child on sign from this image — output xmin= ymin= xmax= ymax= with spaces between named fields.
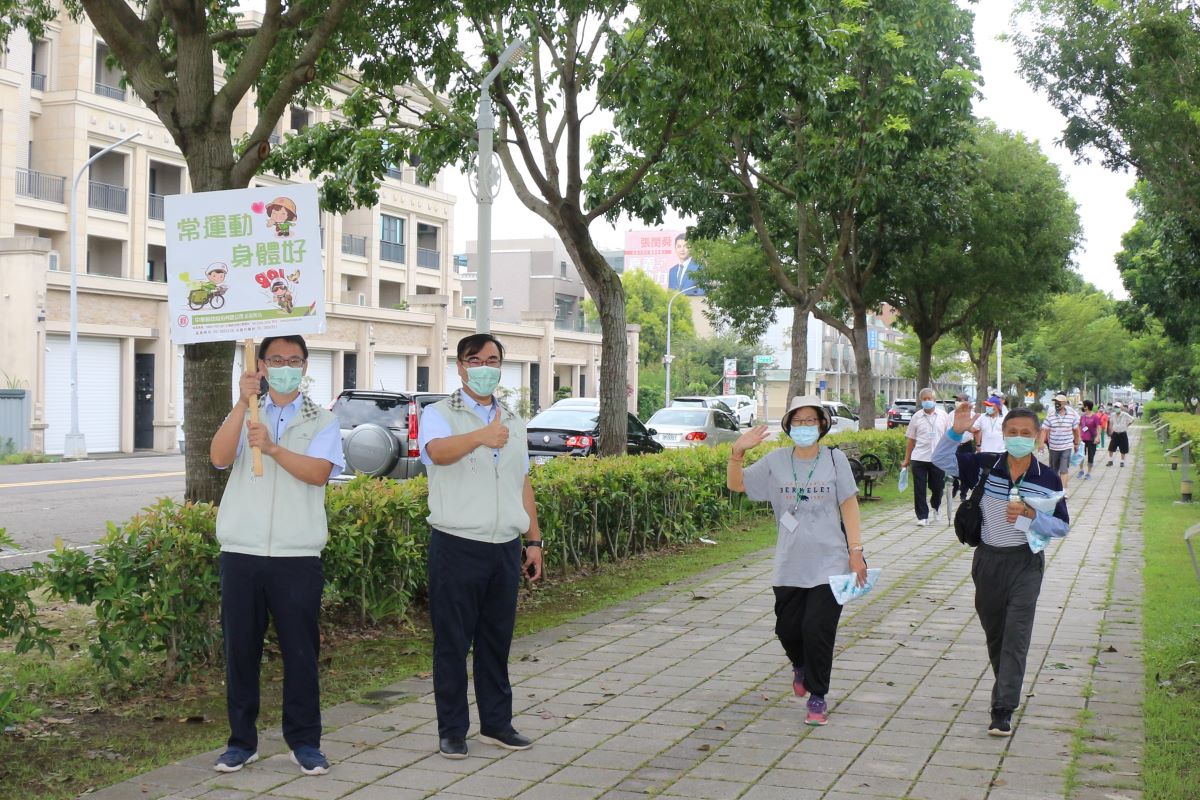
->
xmin=270 ymin=279 xmax=294 ymax=314
xmin=265 ymin=196 xmax=298 ymax=237
xmin=179 ymin=262 xmax=230 ymax=310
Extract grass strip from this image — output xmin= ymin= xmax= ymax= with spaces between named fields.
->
xmin=0 ymin=488 xmax=902 ymax=799
xmin=1138 ymin=433 xmax=1200 ymax=800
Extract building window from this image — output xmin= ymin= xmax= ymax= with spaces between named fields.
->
xmin=560 ymin=260 xmax=568 ymax=278
xmin=416 ymin=222 xmax=440 ymax=269
xmin=380 ymin=214 xmax=405 ymax=263
xmin=289 ymin=106 xmax=310 ymax=133
xmin=30 ymin=40 xmax=48 ymax=91
xmin=94 ymin=42 xmax=126 ymax=101
xmin=492 ymin=297 xmax=504 ymax=309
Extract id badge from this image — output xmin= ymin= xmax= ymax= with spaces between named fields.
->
xmin=781 ymin=510 xmax=800 ymax=533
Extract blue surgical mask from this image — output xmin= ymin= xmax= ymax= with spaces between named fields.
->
xmin=266 ymin=366 xmax=302 ymax=394
xmin=465 ymin=365 xmax=501 ymax=397
xmin=789 ymin=426 xmax=821 ymax=447
xmin=985 ymin=406 xmax=996 ymax=416
xmin=1005 ymin=436 xmax=1037 ymax=458
xmin=921 ymin=400 xmax=936 ymax=410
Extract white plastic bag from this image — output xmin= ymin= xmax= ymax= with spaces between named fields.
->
xmin=1070 ymin=443 xmax=1084 ymax=466
xmin=828 ymin=568 xmax=882 ymax=605
xmin=897 ymin=468 xmax=909 ymax=492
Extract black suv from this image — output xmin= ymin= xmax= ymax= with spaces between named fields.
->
xmin=330 ymin=390 xmax=448 ymax=483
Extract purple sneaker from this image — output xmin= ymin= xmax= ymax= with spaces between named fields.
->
xmin=792 ymin=666 xmax=807 ymax=700
xmin=805 ymin=695 xmax=828 ymax=726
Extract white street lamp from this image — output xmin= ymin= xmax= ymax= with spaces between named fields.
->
xmin=65 ymin=130 xmax=142 ymax=458
xmin=664 ymin=286 xmax=701 ymax=407
xmin=473 ymin=38 xmax=527 ymax=334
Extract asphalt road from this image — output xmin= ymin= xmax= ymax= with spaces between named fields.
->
xmin=0 ymin=455 xmax=184 ymax=571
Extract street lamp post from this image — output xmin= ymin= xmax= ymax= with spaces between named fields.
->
xmin=664 ymin=286 xmax=699 ymax=407
xmin=474 ymin=38 xmax=527 ymax=334
xmin=65 ymin=130 xmax=142 ymax=458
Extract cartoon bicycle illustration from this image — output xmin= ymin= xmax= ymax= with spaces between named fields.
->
xmin=186 ymin=263 xmax=229 ymax=310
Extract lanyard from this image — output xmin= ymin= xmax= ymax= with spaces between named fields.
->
xmin=789 ymin=448 xmax=821 ymax=506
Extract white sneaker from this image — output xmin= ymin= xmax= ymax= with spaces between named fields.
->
xmin=917 ymin=518 xmax=929 ymax=527
xmin=932 ymin=508 xmax=941 ymax=522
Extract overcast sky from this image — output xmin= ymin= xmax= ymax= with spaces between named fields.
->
xmin=444 ymin=2 xmax=1135 ymax=298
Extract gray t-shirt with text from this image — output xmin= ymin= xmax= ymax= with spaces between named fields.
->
xmin=742 ymin=446 xmax=859 ymax=588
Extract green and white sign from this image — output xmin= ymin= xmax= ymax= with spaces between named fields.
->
xmin=166 ymin=184 xmax=325 ymax=344
xmin=754 ymin=354 xmax=774 ymax=365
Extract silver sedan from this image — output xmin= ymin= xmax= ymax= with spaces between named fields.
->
xmin=647 ymin=407 xmax=742 ymax=448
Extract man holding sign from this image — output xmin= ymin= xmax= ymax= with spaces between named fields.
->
xmin=209 ymin=335 xmax=344 ymax=775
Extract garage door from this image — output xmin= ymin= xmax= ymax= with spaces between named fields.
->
xmin=374 ymin=354 xmax=409 ymax=392
xmin=45 ymin=335 xmax=121 ymax=454
xmin=305 ymin=351 xmax=334 ymax=407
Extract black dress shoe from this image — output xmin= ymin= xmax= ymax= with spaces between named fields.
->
xmin=479 ymin=728 xmax=533 ymax=751
xmin=439 ymin=736 xmax=468 ymax=759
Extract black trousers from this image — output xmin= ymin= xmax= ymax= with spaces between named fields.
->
xmin=773 ymin=585 xmax=843 ymax=698
xmin=1083 ymin=440 xmax=1098 ymax=467
xmin=972 ymin=543 xmax=1044 ymax=712
xmin=910 ymin=460 xmax=945 ymax=520
xmin=428 ymin=529 xmax=522 ymax=739
xmin=220 ymin=552 xmax=324 ymax=752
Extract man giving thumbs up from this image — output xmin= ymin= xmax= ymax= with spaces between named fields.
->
xmin=418 ymin=333 xmax=543 ymax=760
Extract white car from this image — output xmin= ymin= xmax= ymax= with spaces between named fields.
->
xmin=647 ymin=407 xmax=742 ymax=448
xmin=717 ymin=394 xmax=756 ymax=427
xmin=822 ymin=401 xmax=859 ymax=435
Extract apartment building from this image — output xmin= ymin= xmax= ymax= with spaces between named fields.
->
xmin=0 ymin=13 xmax=614 ymax=455
xmin=460 ymin=237 xmax=591 ymax=332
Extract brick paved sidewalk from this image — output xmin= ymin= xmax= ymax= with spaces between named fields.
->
xmin=83 ymin=435 xmax=1144 ymax=800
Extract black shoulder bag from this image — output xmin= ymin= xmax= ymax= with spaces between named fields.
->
xmin=953 ymin=456 xmax=1001 ymax=547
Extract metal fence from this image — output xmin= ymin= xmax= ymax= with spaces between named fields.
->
xmin=148 ymin=193 xmax=165 ymax=220
xmin=30 ymin=72 xmax=46 ymax=91
xmin=89 ymin=181 xmax=129 ymax=213
xmin=380 ymin=240 xmax=406 ymax=263
xmin=16 ymin=168 xmax=66 ymax=203
xmin=417 ymin=247 xmax=440 ymax=269
xmin=341 ymin=233 xmax=367 ymax=257
xmin=94 ymin=81 xmax=125 ymax=101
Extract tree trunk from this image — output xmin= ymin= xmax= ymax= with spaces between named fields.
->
xmin=788 ymin=304 xmax=809 ymax=399
xmin=556 ymin=223 xmax=629 ymax=456
xmin=974 ymin=331 xmax=998 ymax=411
xmin=849 ymin=306 xmax=876 ymax=430
xmin=1015 ymin=381 xmax=1027 ymax=407
xmin=917 ymin=336 xmax=934 ymax=391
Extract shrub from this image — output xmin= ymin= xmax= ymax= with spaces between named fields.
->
xmin=0 ymin=529 xmax=57 ymax=659
xmin=1156 ymin=413 xmax=1200 ymax=450
xmin=37 ymin=500 xmax=221 ymax=682
xmin=1145 ymin=401 xmax=1186 ymax=420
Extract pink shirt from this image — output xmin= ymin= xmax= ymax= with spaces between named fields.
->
xmin=1079 ymin=412 xmax=1102 ymax=442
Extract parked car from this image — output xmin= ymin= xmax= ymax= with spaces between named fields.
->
xmin=330 ymin=390 xmax=448 ymax=483
xmin=670 ymin=396 xmax=737 ymax=417
xmin=822 ymin=401 xmax=859 ymax=435
xmin=887 ymin=398 xmax=917 ymax=429
xmin=716 ymin=394 xmax=756 ymax=427
xmin=646 ymin=407 xmax=742 ymax=448
xmin=527 ymin=406 xmax=663 ymax=464
xmin=551 ymin=397 xmax=601 ymax=408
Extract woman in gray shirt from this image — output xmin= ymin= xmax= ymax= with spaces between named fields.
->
xmin=727 ymin=396 xmax=867 ymax=726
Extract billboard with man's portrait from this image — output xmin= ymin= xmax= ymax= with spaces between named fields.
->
xmin=623 ymin=230 xmax=705 ymax=296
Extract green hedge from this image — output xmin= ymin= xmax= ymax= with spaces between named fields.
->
xmin=11 ymin=429 xmax=901 ymax=683
xmin=1156 ymin=413 xmax=1200 ymax=448
xmin=1145 ymin=401 xmax=1186 ymax=421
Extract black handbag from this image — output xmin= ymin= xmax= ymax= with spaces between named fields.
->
xmin=953 ymin=456 xmax=1001 ymax=547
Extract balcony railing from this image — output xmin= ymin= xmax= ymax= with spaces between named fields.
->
xmin=15 ymin=168 xmax=66 ymax=203
xmin=385 ymin=166 xmax=404 ymax=181
xmin=341 ymin=233 xmax=367 ymax=257
xmin=30 ymin=72 xmax=46 ymax=91
xmin=268 ymin=132 xmax=281 ymax=145
xmin=417 ymin=247 xmax=440 ymax=269
xmin=148 ymin=193 xmax=165 ymax=220
xmin=94 ymin=80 xmax=125 ymax=101
xmin=555 ymin=317 xmax=601 ymax=333
xmin=89 ymin=181 xmax=128 ymax=214
xmin=379 ymin=240 xmax=406 ymax=263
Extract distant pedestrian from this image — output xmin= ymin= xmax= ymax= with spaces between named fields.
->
xmin=934 ymin=403 xmax=1070 ymax=737
xmin=209 ymin=335 xmax=345 ymax=776
xmin=973 ymin=394 xmax=1008 ymax=457
xmin=1077 ymin=400 xmax=1103 ymax=480
xmin=1098 ymin=404 xmax=1109 ymax=449
xmin=1106 ymin=402 xmax=1135 ymax=467
xmin=1038 ymin=393 xmax=1081 ymax=492
xmin=902 ymin=388 xmax=951 ymax=526
xmin=727 ymin=396 xmax=867 ymax=727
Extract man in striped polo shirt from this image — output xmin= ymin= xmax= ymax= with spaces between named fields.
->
xmin=1038 ymin=393 xmax=1081 ymax=491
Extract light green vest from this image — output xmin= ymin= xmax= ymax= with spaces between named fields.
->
xmin=426 ymin=391 xmax=530 ymax=542
xmin=215 ymin=396 xmax=335 ymax=557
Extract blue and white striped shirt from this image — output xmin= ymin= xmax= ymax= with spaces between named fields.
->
xmin=933 ymin=432 xmax=1070 ymax=548
xmin=1042 ymin=406 xmax=1080 ymax=452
